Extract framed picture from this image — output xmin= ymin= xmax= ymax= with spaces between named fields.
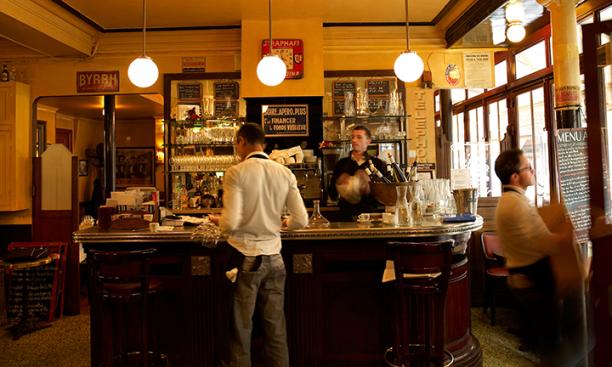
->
xmin=78 ymin=159 xmax=88 ymax=176
xmin=116 ymin=147 xmax=155 ymax=188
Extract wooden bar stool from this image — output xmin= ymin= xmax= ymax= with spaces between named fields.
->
xmin=88 ymin=248 xmax=168 ymax=367
xmin=384 ymin=240 xmax=454 ymax=367
xmin=480 ymin=232 xmax=510 ymax=325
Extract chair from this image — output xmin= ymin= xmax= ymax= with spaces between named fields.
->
xmin=7 ymin=242 xmax=68 ymax=322
xmin=88 ymin=248 xmax=167 ymax=367
xmin=481 ymin=232 xmax=510 ymax=325
xmin=384 ymin=239 xmax=454 ymax=367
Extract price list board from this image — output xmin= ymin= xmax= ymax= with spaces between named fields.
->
xmin=7 ymin=261 xmax=56 ymax=322
xmin=262 ymin=104 xmax=309 ymax=137
xmin=332 ymin=81 xmax=356 ymax=116
xmin=557 ymin=128 xmax=590 ymax=243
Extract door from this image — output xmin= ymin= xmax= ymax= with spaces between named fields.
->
xmin=55 ymin=128 xmax=73 ymax=152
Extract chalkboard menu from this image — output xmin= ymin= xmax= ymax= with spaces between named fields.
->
xmin=366 ymin=79 xmax=392 ymax=96
xmin=178 ymin=83 xmax=202 ymax=101
xmin=262 ymin=104 xmax=309 ymax=137
xmin=332 ymin=81 xmax=356 ymax=98
xmin=214 ymin=81 xmax=239 ymax=100
xmin=214 ymin=100 xmax=239 ymax=117
xmin=557 ymin=128 xmax=590 ymax=243
xmin=7 ymin=261 xmax=56 ymax=322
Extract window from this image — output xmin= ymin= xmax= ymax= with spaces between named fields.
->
xmin=517 ymin=87 xmax=550 ymax=205
xmin=488 ymin=100 xmax=509 ymax=196
xmin=467 ymin=88 xmax=485 ymax=98
xmin=451 ymin=112 xmax=465 ymax=169
xmin=516 ymin=41 xmax=548 ymax=79
xmin=451 ymin=89 xmax=466 ymax=104
xmin=467 ymin=106 xmax=489 ymax=195
xmin=494 ymin=61 xmax=507 ymax=87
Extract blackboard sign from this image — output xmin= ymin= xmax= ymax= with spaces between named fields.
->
xmin=214 ymin=100 xmax=239 ymax=117
xmin=332 ymin=99 xmax=345 ymax=116
xmin=7 ymin=261 xmax=56 ymax=322
xmin=178 ymin=83 xmax=202 ymax=101
xmin=366 ymin=79 xmax=392 ymax=96
xmin=367 ymin=98 xmax=389 ymax=114
xmin=262 ymin=104 xmax=309 ymax=137
xmin=332 ymin=81 xmax=357 ymax=98
xmin=557 ymin=128 xmax=590 ymax=243
xmin=214 ymin=81 xmax=239 ymax=100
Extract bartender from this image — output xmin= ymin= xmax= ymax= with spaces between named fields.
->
xmin=328 ymin=125 xmax=389 ymax=221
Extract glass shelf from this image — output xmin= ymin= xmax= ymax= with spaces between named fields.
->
xmin=323 ymin=114 xmax=407 ymax=120
xmin=165 ymin=143 xmax=234 ymax=148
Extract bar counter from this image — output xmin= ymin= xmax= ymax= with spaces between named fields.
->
xmin=75 ymin=217 xmax=483 ymax=367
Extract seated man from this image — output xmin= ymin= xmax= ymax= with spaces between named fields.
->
xmin=494 ymin=149 xmax=573 ymax=362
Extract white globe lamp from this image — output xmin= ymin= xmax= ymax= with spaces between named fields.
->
xmin=506 ymin=22 xmax=526 ymax=43
xmin=128 ymin=56 xmax=159 ymax=88
xmin=394 ymin=51 xmax=424 ymax=83
xmin=257 ymin=55 xmax=287 ymax=87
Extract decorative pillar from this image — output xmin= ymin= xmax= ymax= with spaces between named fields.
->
xmin=537 ymin=0 xmax=582 ymax=128
xmin=103 ymin=95 xmax=116 ymax=197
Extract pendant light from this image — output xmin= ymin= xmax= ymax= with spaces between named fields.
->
xmin=257 ymin=0 xmax=286 ymax=87
xmin=128 ymin=0 xmax=159 ymax=88
xmin=394 ymin=0 xmax=424 ymax=83
xmin=505 ymin=0 xmax=526 ymax=43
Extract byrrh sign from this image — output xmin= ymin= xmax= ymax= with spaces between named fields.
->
xmin=77 ymin=71 xmax=120 ymax=93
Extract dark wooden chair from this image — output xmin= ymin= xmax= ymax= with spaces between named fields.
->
xmin=7 ymin=241 xmax=68 ymax=322
xmin=88 ymin=248 xmax=167 ymax=367
xmin=384 ymin=239 xmax=454 ymax=367
xmin=481 ymin=232 xmax=510 ymax=325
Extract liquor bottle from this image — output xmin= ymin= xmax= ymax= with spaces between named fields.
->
xmin=1 ymin=65 xmax=8 ymax=82
xmin=385 ymin=163 xmax=397 ymax=182
xmin=201 ymin=186 xmax=216 ymax=208
xmin=409 ymin=160 xmax=418 ymax=182
xmin=387 ymin=153 xmax=407 ymax=182
xmin=216 ymin=177 xmax=224 ymax=208
xmin=368 ymin=161 xmax=392 ymax=183
xmin=364 ymin=167 xmax=383 ymax=183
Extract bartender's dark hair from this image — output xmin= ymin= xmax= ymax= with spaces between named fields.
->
xmin=494 ymin=149 xmax=523 ymax=185
xmin=237 ymin=122 xmax=265 ymax=145
xmin=352 ymin=125 xmax=372 ymax=139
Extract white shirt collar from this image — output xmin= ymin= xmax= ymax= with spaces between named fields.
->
xmin=245 ymin=151 xmax=269 ymax=159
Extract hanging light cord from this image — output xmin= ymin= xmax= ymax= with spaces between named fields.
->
xmin=268 ymin=0 xmax=273 ymax=55
xmin=404 ymin=0 xmax=410 ymax=51
xmin=142 ymin=0 xmax=147 ymax=56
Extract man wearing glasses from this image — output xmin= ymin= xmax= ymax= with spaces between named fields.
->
xmin=494 ymin=149 xmax=573 ymax=363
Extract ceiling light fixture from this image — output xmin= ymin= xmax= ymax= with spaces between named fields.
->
xmin=394 ymin=0 xmax=424 ymax=83
xmin=128 ymin=0 xmax=159 ymax=88
xmin=256 ymin=0 xmax=286 ymax=87
xmin=505 ymin=0 xmax=526 ymax=43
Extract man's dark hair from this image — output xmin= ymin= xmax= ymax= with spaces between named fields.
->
xmin=494 ymin=149 xmax=524 ymax=185
xmin=352 ymin=125 xmax=372 ymax=139
xmin=237 ymin=122 xmax=265 ymax=145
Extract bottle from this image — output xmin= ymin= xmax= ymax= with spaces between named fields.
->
xmin=387 ymin=153 xmax=407 ymax=182
xmin=216 ymin=177 xmax=224 ymax=208
xmin=408 ymin=160 xmax=418 ymax=182
xmin=368 ymin=161 xmax=392 ymax=183
xmin=395 ymin=185 xmax=411 ymax=226
xmin=1 ymin=65 xmax=8 ymax=82
xmin=201 ymin=186 xmax=216 ymax=208
xmin=307 ymin=200 xmax=330 ymax=228
xmin=365 ymin=167 xmax=382 ymax=183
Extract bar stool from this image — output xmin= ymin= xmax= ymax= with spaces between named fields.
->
xmin=88 ymin=248 xmax=168 ymax=367
xmin=480 ymin=232 xmax=510 ymax=325
xmin=384 ymin=239 xmax=454 ymax=367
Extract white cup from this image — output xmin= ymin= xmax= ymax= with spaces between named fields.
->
xmin=149 ymin=222 xmax=160 ymax=232
xmin=357 ymin=213 xmax=370 ymax=222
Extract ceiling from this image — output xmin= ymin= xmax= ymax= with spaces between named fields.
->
xmin=55 ymin=0 xmax=454 ymax=30
xmin=38 ymin=94 xmax=164 ymax=121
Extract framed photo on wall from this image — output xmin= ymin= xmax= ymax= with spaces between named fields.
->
xmin=116 ymin=147 xmax=155 ymax=188
xmin=78 ymin=159 xmax=88 ymax=176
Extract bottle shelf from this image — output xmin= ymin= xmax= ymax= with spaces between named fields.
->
xmin=166 ymin=143 xmax=235 ymax=148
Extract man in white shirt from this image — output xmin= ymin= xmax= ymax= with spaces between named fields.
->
xmin=210 ymin=123 xmax=308 ymax=367
xmin=494 ymin=149 xmax=572 ymax=361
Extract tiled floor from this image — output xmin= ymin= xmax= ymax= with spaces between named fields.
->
xmin=0 ymin=306 xmax=550 ymax=367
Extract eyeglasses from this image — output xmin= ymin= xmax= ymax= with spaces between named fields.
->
xmin=517 ymin=165 xmax=533 ymax=173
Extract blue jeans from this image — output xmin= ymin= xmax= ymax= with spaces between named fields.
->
xmin=224 ymin=254 xmax=289 ymax=367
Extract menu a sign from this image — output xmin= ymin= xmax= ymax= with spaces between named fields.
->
xmin=262 ymin=104 xmax=309 ymax=137
xmin=178 ymin=83 xmax=202 ymax=101
xmin=262 ymin=39 xmax=304 ymax=79
xmin=332 ymin=81 xmax=356 ymax=98
xmin=366 ymin=79 xmax=392 ymax=96
xmin=557 ymin=128 xmax=590 ymax=243
xmin=214 ymin=81 xmax=239 ymax=100
xmin=76 ymin=71 xmax=119 ymax=93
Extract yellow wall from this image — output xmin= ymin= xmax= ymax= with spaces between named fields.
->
xmin=241 ymin=18 xmax=324 ymax=97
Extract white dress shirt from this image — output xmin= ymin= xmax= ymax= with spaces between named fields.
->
xmin=220 ymin=151 xmax=309 ymax=256
xmin=495 ymin=185 xmax=559 ymax=268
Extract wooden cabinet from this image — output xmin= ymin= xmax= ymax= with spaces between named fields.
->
xmin=0 ymin=81 xmax=31 ymax=211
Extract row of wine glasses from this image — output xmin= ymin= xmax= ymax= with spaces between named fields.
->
xmin=170 ymin=155 xmax=237 ymax=172
xmin=419 ymin=179 xmax=456 ymax=217
xmin=175 ymin=125 xmax=238 ymax=145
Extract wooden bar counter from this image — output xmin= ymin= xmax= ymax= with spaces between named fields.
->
xmin=74 ymin=217 xmax=483 ymax=367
